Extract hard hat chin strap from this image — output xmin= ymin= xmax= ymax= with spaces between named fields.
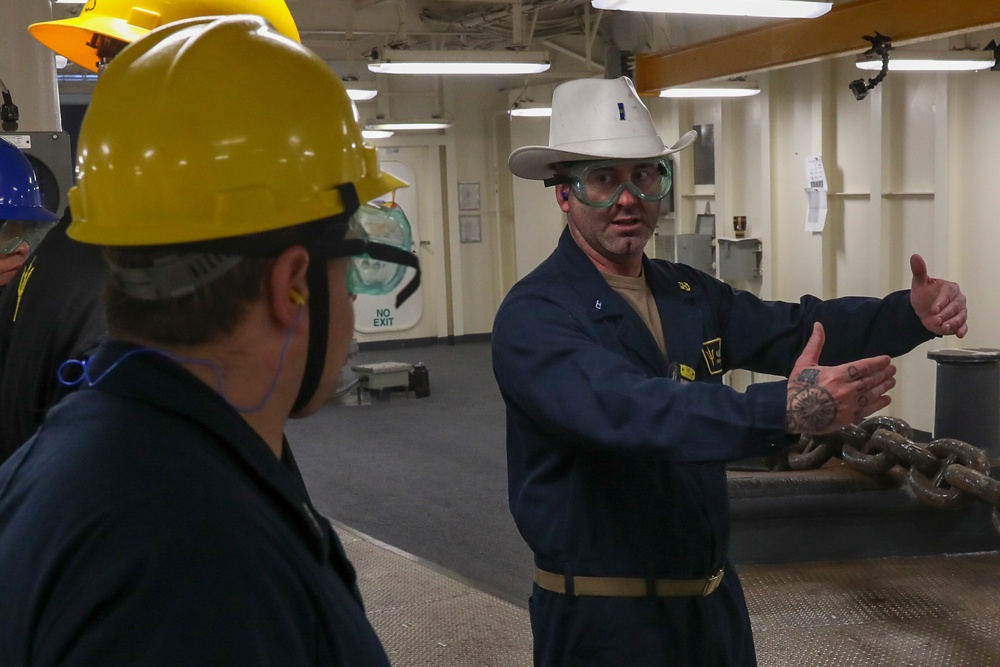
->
xmin=291 ymin=253 xmax=330 ymax=415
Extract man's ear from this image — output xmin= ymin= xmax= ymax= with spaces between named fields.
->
xmin=269 ymin=245 xmax=311 ymax=326
xmin=556 ymin=186 xmax=571 ymax=212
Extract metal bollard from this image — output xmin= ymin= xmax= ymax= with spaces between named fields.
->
xmin=927 ymin=348 xmax=1000 ymax=459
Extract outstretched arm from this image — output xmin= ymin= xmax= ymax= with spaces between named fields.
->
xmin=910 ymin=254 xmax=968 ymax=338
xmin=785 ymin=323 xmax=897 ymax=435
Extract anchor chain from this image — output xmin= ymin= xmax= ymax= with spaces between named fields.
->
xmin=773 ymin=416 xmax=1000 ymax=537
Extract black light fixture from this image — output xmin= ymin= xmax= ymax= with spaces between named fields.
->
xmin=849 ymin=32 xmax=892 ymax=101
xmin=987 ymin=40 xmax=1000 ymax=72
xmin=0 ymin=77 xmax=18 ymax=132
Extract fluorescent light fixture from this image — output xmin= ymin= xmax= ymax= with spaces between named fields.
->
xmin=510 ymin=107 xmax=553 ymax=117
xmin=56 ymin=73 xmax=99 ymax=83
xmin=509 ymin=101 xmax=552 ymax=117
xmin=856 ymin=50 xmax=995 ymax=71
xmin=368 ymin=50 xmax=550 ymax=75
xmin=362 ymin=129 xmax=395 ymax=139
xmin=345 ymin=84 xmax=377 ymax=101
xmin=591 ymin=0 xmax=831 ymax=18
xmin=366 ymin=117 xmax=454 ymax=131
xmin=659 ymin=81 xmax=761 ymax=98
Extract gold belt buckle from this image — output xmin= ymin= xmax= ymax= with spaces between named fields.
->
xmin=702 ymin=568 xmax=725 ymax=596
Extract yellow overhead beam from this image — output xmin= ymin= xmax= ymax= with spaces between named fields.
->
xmin=635 ymin=0 xmax=1000 ymax=94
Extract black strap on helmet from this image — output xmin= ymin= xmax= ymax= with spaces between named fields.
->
xmin=290 ymin=184 xmax=361 ymax=414
xmin=290 ymin=248 xmax=331 ymax=414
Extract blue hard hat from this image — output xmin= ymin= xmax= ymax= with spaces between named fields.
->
xmin=0 ymin=138 xmax=60 ymax=223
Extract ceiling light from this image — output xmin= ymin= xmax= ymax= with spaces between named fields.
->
xmin=362 ymin=129 xmax=395 ymax=139
xmin=344 ymin=83 xmax=377 ymax=101
xmin=659 ymin=81 xmax=761 ymax=98
xmin=509 ymin=101 xmax=552 ymax=117
xmin=366 ymin=117 xmax=454 ymax=131
xmin=856 ymin=50 xmax=995 ymax=71
xmin=368 ymin=50 xmax=550 ymax=75
xmin=56 ymin=73 xmax=99 ymax=83
xmin=510 ymin=107 xmax=553 ymax=117
xmin=591 ymin=0 xmax=831 ymax=19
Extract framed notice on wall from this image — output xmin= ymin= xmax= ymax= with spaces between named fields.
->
xmin=460 ymin=214 xmax=482 ymax=243
xmin=458 ymin=182 xmax=481 ymax=210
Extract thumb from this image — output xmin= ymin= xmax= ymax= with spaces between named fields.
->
xmin=910 ymin=254 xmax=928 ymax=287
xmin=799 ymin=322 xmax=825 ymax=367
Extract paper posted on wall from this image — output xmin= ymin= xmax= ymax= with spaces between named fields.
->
xmin=805 ymin=156 xmax=828 ymax=233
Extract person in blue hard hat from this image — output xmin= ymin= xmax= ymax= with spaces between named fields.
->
xmin=0 ymin=138 xmax=58 ymax=293
xmin=494 ymin=75 xmax=969 ymax=667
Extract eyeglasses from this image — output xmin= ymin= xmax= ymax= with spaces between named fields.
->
xmin=545 ymin=158 xmax=672 ymax=208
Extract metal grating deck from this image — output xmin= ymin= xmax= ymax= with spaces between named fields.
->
xmin=338 ymin=523 xmax=1000 ymax=666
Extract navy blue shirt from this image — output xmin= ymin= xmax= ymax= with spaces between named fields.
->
xmin=0 ymin=341 xmax=391 ymax=666
xmin=0 ymin=209 xmax=107 ymax=463
xmin=492 ymin=227 xmax=934 ymax=666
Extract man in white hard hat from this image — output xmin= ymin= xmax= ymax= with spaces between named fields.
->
xmin=493 ymin=76 xmax=968 ymax=666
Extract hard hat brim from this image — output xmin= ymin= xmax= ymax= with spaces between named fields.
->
xmin=30 ymin=18 xmax=149 ymax=73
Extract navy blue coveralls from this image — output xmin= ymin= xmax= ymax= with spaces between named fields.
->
xmin=492 ymin=228 xmax=933 ymax=666
xmin=0 ymin=341 xmax=391 ymax=666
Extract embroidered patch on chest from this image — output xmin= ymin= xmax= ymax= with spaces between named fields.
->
xmin=701 ymin=338 xmax=723 ymax=375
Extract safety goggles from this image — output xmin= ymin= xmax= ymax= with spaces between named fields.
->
xmin=544 ymin=157 xmax=672 ymax=208
xmin=0 ymin=220 xmax=56 ymax=255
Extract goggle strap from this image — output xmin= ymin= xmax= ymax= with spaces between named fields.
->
xmin=360 ymin=242 xmax=421 ymax=308
xmin=543 ymin=175 xmax=571 ymax=188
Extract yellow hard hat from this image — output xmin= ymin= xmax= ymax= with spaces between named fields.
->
xmin=29 ymin=0 xmax=301 ymax=72
xmin=67 ymin=14 xmax=406 ymax=247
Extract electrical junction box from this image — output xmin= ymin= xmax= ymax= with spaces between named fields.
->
xmin=0 ymin=131 xmax=74 ymax=218
xmin=718 ymin=237 xmax=763 ymax=281
xmin=654 ymin=234 xmax=714 ymax=274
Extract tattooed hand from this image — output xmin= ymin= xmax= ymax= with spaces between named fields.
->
xmin=785 ymin=323 xmax=897 ymax=435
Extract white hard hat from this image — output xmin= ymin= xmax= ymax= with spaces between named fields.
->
xmin=508 ymin=76 xmax=697 ymax=181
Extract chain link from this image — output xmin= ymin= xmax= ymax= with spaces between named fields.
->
xmin=780 ymin=417 xmax=1000 ymax=536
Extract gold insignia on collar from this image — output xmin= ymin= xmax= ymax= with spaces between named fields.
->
xmin=678 ymin=281 xmax=691 ymax=291
xmin=13 ymin=257 xmax=37 ymax=322
xmin=701 ymin=338 xmax=723 ymax=375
